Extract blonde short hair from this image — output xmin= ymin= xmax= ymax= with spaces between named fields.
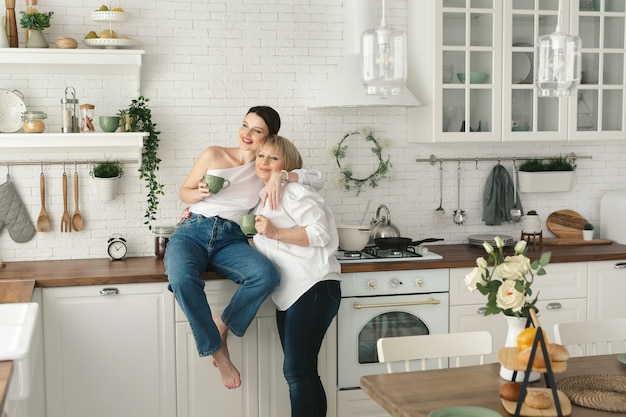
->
xmin=259 ymin=135 xmax=303 ymax=171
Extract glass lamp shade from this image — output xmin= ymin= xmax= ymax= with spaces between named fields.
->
xmin=536 ymin=31 xmax=582 ymax=97
xmin=361 ymin=25 xmax=407 ymax=95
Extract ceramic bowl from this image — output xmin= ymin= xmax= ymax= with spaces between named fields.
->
xmin=337 ymin=224 xmax=370 ymax=251
xmin=457 ymin=72 xmax=489 ymax=84
xmin=99 ymin=116 xmax=119 ymax=132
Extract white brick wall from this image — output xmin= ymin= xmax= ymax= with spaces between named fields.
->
xmin=1 ymin=0 xmax=625 ymax=262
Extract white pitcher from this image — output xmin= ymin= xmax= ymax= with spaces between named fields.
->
xmin=0 ymin=16 xmax=9 ymax=48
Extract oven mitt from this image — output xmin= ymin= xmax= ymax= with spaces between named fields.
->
xmin=0 ymin=176 xmax=37 ymax=243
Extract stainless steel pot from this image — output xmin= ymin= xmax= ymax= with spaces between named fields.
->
xmin=369 ymin=205 xmax=401 ymax=242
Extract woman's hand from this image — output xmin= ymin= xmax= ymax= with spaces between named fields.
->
xmin=177 ymin=207 xmax=191 ymax=225
xmin=196 ymin=176 xmax=212 ymax=200
xmin=261 ymin=171 xmax=286 ymax=210
xmin=254 ymin=214 xmax=278 ymax=239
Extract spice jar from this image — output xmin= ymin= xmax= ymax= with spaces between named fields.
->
xmin=22 ymin=111 xmax=47 ymax=133
xmin=80 ymin=104 xmax=95 ymax=132
xmin=154 ymin=225 xmax=174 ymax=259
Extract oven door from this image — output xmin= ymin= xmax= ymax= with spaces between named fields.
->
xmin=337 ymin=292 xmax=449 ymax=389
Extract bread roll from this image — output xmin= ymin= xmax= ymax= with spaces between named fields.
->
xmin=524 ymin=390 xmax=552 ymax=409
xmin=518 ymin=346 xmax=546 ymax=368
xmin=547 ymin=343 xmax=570 ymax=361
xmin=499 ymin=382 xmax=522 ymax=401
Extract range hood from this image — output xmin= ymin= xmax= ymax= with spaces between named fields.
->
xmin=309 ymin=0 xmax=421 ymax=108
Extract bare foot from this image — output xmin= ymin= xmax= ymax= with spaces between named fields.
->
xmin=212 ymin=347 xmax=241 ymax=389
xmin=213 ymin=315 xmax=230 ymax=367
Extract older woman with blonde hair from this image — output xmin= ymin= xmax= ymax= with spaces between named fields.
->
xmin=252 ymin=135 xmax=341 ymax=417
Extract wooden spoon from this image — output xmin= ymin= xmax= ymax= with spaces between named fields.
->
xmin=36 ymin=172 xmax=51 ymax=232
xmin=72 ymin=170 xmax=84 ymax=231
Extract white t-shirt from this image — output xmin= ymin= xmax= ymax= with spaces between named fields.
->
xmin=253 ymin=183 xmax=341 ymax=310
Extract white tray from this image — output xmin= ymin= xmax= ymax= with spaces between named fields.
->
xmin=83 ymin=38 xmax=135 ymax=49
xmin=90 ymin=11 xmax=131 ymax=22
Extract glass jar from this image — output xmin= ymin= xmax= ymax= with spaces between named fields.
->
xmin=154 ymin=225 xmax=174 ymax=259
xmin=22 ymin=111 xmax=47 ymax=133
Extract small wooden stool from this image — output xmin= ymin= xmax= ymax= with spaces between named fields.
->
xmin=521 ymin=231 xmax=543 ymax=247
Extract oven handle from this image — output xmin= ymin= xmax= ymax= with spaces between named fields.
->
xmin=352 ymin=298 xmax=441 ymax=309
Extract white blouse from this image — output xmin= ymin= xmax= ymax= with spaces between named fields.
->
xmin=252 ymin=183 xmax=341 ymax=310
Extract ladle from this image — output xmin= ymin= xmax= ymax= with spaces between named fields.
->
xmin=72 ymin=163 xmax=84 ymax=231
xmin=453 ymin=161 xmax=466 ymax=225
xmin=36 ymin=168 xmax=51 ymax=232
xmin=510 ymin=160 xmax=522 ymax=222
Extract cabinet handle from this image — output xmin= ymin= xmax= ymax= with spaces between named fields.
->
xmin=614 ymin=262 xmax=626 ymax=269
xmin=546 ymin=302 xmax=562 ymax=310
xmin=100 ymin=287 xmax=120 ymax=296
xmin=477 ymin=306 xmax=487 ymax=315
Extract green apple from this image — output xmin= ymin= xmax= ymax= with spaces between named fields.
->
xmin=84 ymin=31 xmax=98 ymax=39
xmin=97 ymin=5 xmax=109 ymax=11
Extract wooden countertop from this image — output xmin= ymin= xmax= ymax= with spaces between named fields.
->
xmin=0 ymin=244 xmax=625 ymax=290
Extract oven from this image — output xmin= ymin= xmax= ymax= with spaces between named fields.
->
xmin=336 ymin=250 xmax=449 ymax=389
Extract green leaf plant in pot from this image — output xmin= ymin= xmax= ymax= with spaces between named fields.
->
xmin=118 ymin=96 xmax=164 ymax=230
xmin=91 ymin=159 xmax=123 ymax=201
xmin=20 ymin=11 xmax=53 ymax=48
xmin=517 ymin=154 xmax=577 ymax=193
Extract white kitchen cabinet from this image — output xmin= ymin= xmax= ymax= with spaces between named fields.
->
xmin=408 ymin=0 xmax=626 ymax=142
xmin=587 ymin=259 xmax=626 ymax=320
xmin=42 ymin=283 xmax=176 ymax=417
xmin=175 ymin=279 xmax=336 ymax=417
xmin=449 ymin=262 xmax=588 ymax=365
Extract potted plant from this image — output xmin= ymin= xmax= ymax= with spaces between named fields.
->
xmin=517 ymin=155 xmax=576 ymax=193
xmin=118 ymin=96 xmax=163 ymax=230
xmin=91 ymin=159 xmax=123 ymax=201
xmin=19 ymin=11 xmax=53 ymax=48
xmin=583 ymin=223 xmax=594 ymax=241
xmin=521 ymin=210 xmax=542 ymax=234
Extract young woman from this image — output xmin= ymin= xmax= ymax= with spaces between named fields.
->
xmin=252 ymin=135 xmax=341 ymax=417
xmin=164 ymin=106 xmax=322 ymax=390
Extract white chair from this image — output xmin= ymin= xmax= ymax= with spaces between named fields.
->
xmin=376 ymin=331 xmax=493 ymax=373
xmin=554 ymin=317 xmax=626 ymax=357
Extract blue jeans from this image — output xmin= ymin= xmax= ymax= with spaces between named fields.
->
xmin=276 ymin=280 xmax=341 ymax=417
xmin=164 ymin=214 xmax=280 ymax=357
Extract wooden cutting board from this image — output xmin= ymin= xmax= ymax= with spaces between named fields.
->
xmin=542 ymin=238 xmax=612 ymax=246
xmin=546 ymin=210 xmax=589 ymax=239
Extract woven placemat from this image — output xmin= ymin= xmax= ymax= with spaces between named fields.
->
xmin=557 ymin=374 xmax=626 ymax=413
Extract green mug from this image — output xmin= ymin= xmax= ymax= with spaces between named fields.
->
xmin=240 ymin=214 xmax=257 ymax=236
xmin=203 ymin=174 xmax=231 ymax=194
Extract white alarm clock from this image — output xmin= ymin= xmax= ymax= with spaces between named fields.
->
xmin=107 ymin=234 xmax=127 ymax=261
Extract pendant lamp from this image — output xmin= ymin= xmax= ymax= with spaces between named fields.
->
xmin=361 ymin=0 xmax=407 ymax=95
xmin=535 ymin=0 xmax=582 ymax=97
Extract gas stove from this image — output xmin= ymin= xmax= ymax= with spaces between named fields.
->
xmin=336 ymin=246 xmax=443 ymax=263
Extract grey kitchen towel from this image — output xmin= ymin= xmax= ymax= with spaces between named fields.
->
xmin=0 ymin=176 xmax=37 ymax=243
xmin=482 ymin=164 xmax=523 ymax=226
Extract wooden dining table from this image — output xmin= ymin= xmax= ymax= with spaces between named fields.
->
xmin=360 ymin=354 xmax=626 ymax=417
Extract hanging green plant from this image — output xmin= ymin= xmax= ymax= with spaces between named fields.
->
xmin=331 ymin=127 xmax=391 ymax=195
xmin=119 ymin=96 xmax=164 ymax=230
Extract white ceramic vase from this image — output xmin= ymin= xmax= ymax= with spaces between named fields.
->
xmin=26 ymin=29 xmax=49 ymax=48
xmin=94 ymin=176 xmax=120 ymax=201
xmin=500 ymin=315 xmax=541 ymax=382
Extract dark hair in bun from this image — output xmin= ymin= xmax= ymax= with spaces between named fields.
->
xmin=247 ymin=106 xmax=281 ymax=136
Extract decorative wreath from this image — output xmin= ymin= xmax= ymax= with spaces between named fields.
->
xmin=331 ymin=127 xmax=391 ymax=195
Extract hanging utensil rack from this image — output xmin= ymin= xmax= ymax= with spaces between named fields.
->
xmin=417 ymin=152 xmax=591 ymax=166
xmin=2 ymin=159 xmax=136 ymax=168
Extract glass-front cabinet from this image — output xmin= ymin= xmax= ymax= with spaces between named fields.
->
xmin=407 ymin=0 xmax=626 ymax=142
